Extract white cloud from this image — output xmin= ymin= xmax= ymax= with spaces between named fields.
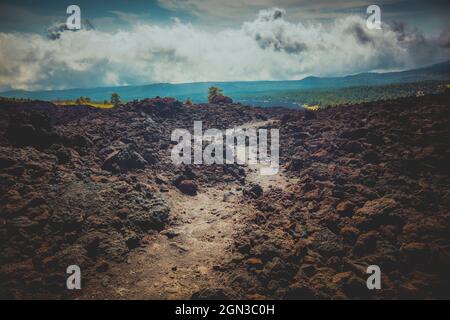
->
xmin=0 ymin=7 xmax=447 ymax=91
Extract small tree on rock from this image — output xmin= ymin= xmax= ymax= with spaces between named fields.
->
xmin=208 ymin=86 xmax=223 ymax=103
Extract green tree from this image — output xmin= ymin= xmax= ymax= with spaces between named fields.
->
xmin=75 ymin=96 xmax=91 ymax=104
xmin=208 ymin=86 xmax=223 ymax=103
xmin=110 ymin=92 xmax=121 ymax=106
xmin=185 ymin=98 xmax=193 ymax=106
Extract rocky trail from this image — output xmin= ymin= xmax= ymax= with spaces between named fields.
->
xmin=80 ymin=120 xmax=292 ymax=299
xmin=1 ymin=94 xmax=449 ymax=300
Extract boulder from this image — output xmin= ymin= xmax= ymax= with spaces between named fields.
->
xmin=6 ymin=111 xmax=59 ymax=148
xmin=354 ymin=231 xmax=379 ymax=255
xmin=400 ymin=242 xmax=430 ymax=263
xmin=243 ymin=184 xmax=263 ymax=199
xmin=353 ymin=197 xmax=398 ymax=229
xmin=177 ymin=180 xmax=198 ymax=196
xmin=102 ymin=145 xmax=147 ymax=172
xmin=211 ymin=95 xmax=233 ymax=104
xmin=336 ymin=200 xmax=356 ymax=217
xmin=308 ymin=228 xmax=344 ymax=256
xmin=342 ymin=141 xmax=364 ymax=153
xmin=127 ymin=197 xmax=170 ymax=231
xmin=340 ymin=225 xmax=359 ymax=243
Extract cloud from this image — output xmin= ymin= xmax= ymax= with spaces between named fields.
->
xmin=243 ymin=8 xmax=309 ymax=53
xmin=0 ymin=7 xmax=448 ymax=91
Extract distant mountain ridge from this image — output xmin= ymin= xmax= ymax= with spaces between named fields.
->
xmin=2 ymin=60 xmax=450 ymax=103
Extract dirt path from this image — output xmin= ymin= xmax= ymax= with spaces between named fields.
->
xmin=80 ymin=120 xmax=292 ymax=299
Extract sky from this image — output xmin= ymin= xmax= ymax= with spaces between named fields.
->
xmin=0 ymin=0 xmax=449 ymax=91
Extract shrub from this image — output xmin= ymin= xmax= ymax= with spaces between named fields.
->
xmin=110 ymin=92 xmax=121 ymax=106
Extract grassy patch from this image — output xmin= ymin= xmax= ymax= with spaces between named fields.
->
xmin=53 ymin=100 xmax=114 ymax=109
